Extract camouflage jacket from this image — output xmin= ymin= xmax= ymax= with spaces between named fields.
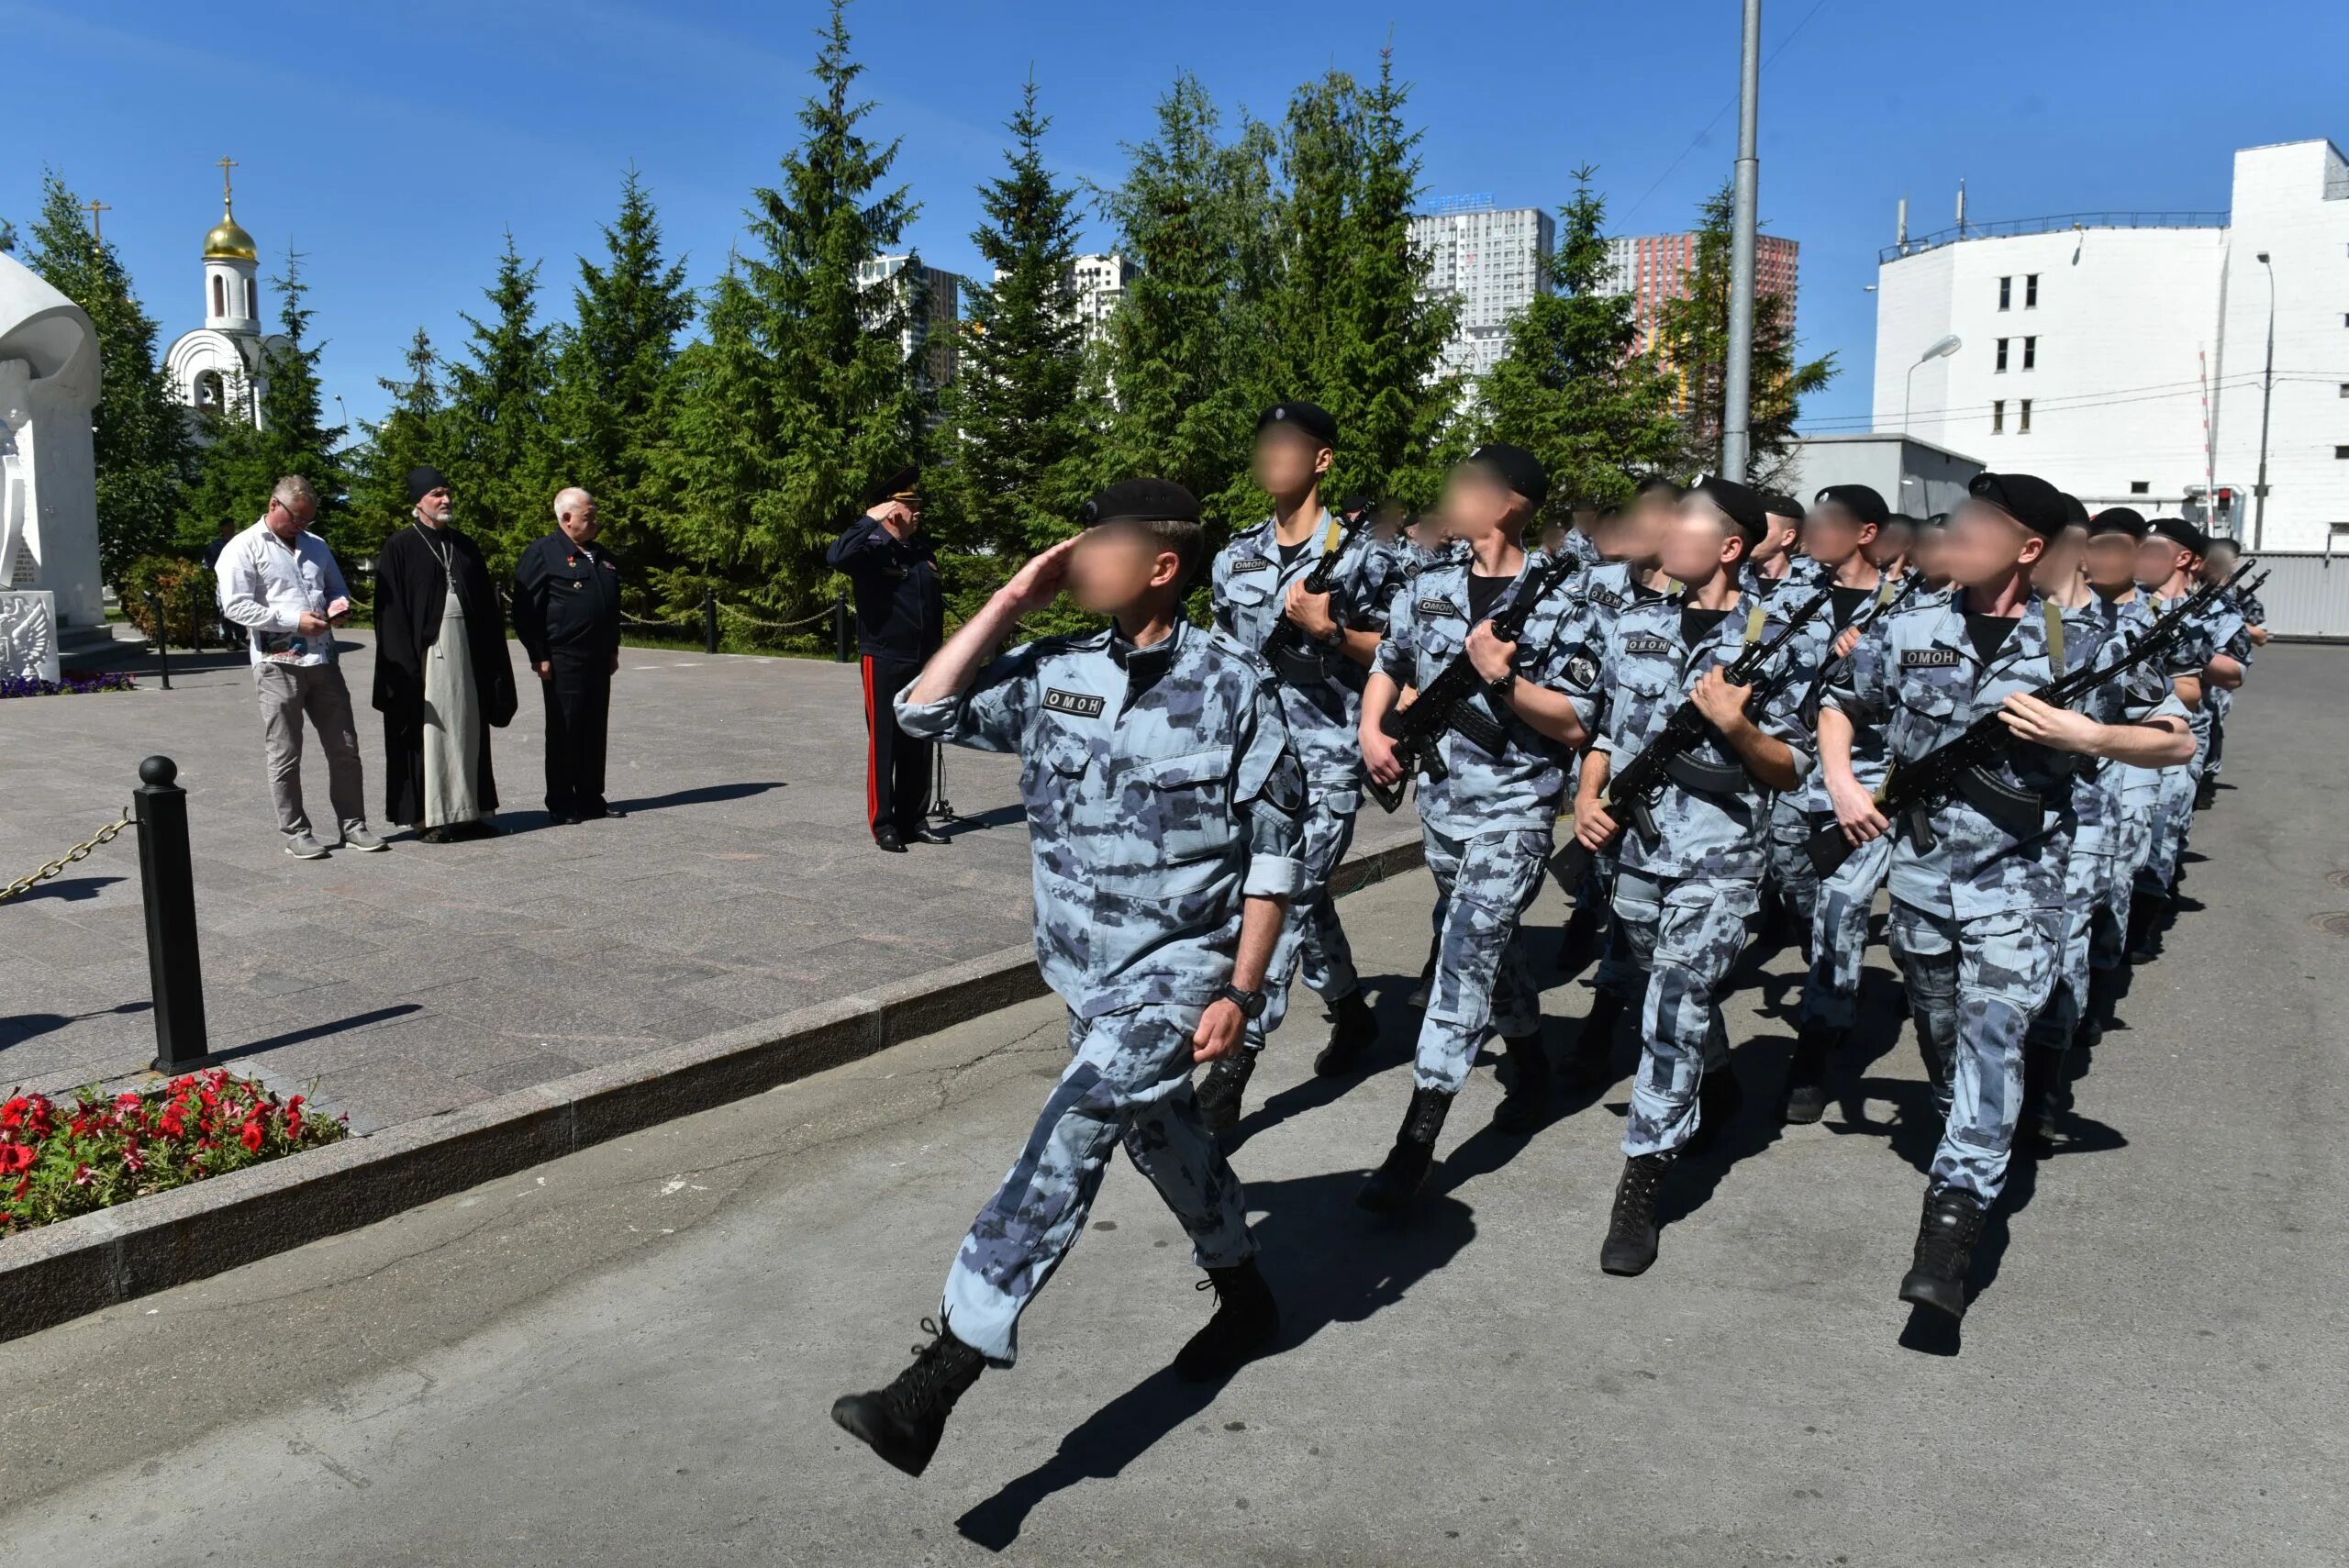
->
xmin=1566 ymin=591 xmax=1815 ymax=881
xmin=1376 ymin=555 xmax=1591 ymax=836
xmin=897 ymin=618 xmax=1305 ymax=1018
xmin=1781 ymin=568 xmax=1918 ymax=812
xmin=1210 ymin=511 xmax=1394 ymax=791
xmin=2060 ymin=594 xmax=2188 ymax=840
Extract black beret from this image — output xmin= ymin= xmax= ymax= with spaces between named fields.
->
xmin=1080 ymin=478 xmax=1200 ymax=528
xmin=2088 ymin=506 xmax=2148 ymax=540
xmin=1966 ymin=472 xmax=2067 ymax=539
xmin=1256 ymin=401 xmax=1338 ymax=447
xmin=406 ymin=465 xmax=450 ymax=504
xmin=1692 ymin=473 xmax=1768 ymax=542
xmin=1759 ymin=491 xmax=1806 ymax=523
xmin=1813 ymin=484 xmax=1890 ymax=528
xmin=2059 ymin=492 xmax=2091 ymax=528
xmin=1339 ymin=494 xmax=1375 ymax=516
xmin=2146 ymin=517 xmax=2207 ymax=554
xmin=1633 ymin=473 xmax=1684 ymax=499
xmin=1464 ymin=443 xmax=1548 ymax=507
xmin=863 ymin=464 xmax=920 ymax=508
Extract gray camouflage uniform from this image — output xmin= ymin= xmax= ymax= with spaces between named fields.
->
xmin=2141 ymin=595 xmax=2243 ymax=898
xmin=2204 ymin=584 xmax=2260 ymax=784
xmin=897 ymin=617 xmax=1305 ymax=1364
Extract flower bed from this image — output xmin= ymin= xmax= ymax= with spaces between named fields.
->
xmin=0 ymin=672 xmax=139 ymax=699
xmin=1 ymin=1070 xmax=347 ymax=1237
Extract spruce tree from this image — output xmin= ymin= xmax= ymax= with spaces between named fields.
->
xmin=547 ymin=167 xmax=694 ymax=568
xmin=347 ymin=327 xmax=447 ymax=563
xmin=19 ymin=172 xmax=195 ymax=583
xmin=1654 ymin=182 xmax=1836 ymax=487
xmin=441 ymin=233 xmax=557 ymax=573
xmin=939 ymin=74 xmax=1091 ymax=567
xmin=1476 ymin=171 xmax=1682 ymax=520
xmin=1269 ymin=70 xmax=1361 ymax=400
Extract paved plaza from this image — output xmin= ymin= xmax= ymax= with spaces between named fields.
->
xmin=0 ymin=628 xmax=1419 ymax=1128
xmin=0 ymin=648 xmax=2342 ymax=1566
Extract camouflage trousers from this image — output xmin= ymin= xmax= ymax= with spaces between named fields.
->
xmin=941 ymin=1003 xmax=1254 ymax=1365
xmin=2025 ymin=836 xmax=2121 ymax=1070
xmin=1410 ymin=825 xmax=1551 ymax=1094
xmin=1795 ymin=823 xmax=1895 ymax=1034
xmin=1612 ymin=867 xmax=1762 ymax=1158
xmin=2093 ymin=811 xmax=2152 ymax=973
xmin=1888 ymin=901 xmax=2063 ymax=1204
xmin=2205 ymin=708 xmax=2229 ymax=782
xmin=1764 ymin=793 xmax=1822 ymax=954
xmin=1245 ymin=786 xmax=1363 ymax=1051
xmin=2135 ymin=726 xmax=2209 ymax=899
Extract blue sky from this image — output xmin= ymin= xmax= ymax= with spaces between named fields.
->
xmin=6 ymin=0 xmax=2343 ymax=437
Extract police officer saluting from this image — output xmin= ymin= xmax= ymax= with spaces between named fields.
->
xmin=512 ymin=487 xmax=624 ymax=824
xmin=829 ymin=480 xmax=1305 ymax=1478
xmin=828 ymin=465 xmax=947 ymax=852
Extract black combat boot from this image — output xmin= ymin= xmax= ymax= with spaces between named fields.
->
xmin=2194 ymin=775 xmax=2219 ymax=811
xmin=1781 ymin=1025 xmax=1842 ymax=1126
xmin=1194 ymin=1048 xmax=1258 ymax=1133
xmin=1599 ymin=1151 xmax=1675 ymax=1276
xmin=830 ymin=1319 xmax=987 ymax=1476
xmin=1553 ymin=898 xmax=1605 ymax=980
xmin=1898 ymin=1186 xmax=1987 ymax=1318
xmin=1561 ymin=992 xmax=1627 ymax=1087
xmin=1490 ymin=1033 xmax=1552 ymax=1134
xmin=2079 ymin=965 xmax=2123 ymax=1062
xmin=1686 ymin=1064 xmax=1744 ymax=1154
xmin=2020 ymin=1046 xmax=2067 ymax=1150
xmin=1356 ymin=1086 xmax=1454 ymax=1213
xmin=1405 ymin=932 xmax=1442 ymax=1010
xmin=1312 ymin=990 xmax=1379 ymax=1077
xmin=1173 ymin=1257 xmax=1280 ymax=1383
xmin=2126 ymin=894 xmax=2168 ymax=965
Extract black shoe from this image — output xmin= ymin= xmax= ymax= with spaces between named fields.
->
xmin=2079 ymin=965 xmax=2122 ymax=1060
xmin=1491 ymin=1033 xmax=1551 ymax=1134
xmin=1312 ymin=990 xmax=1378 ymax=1076
xmin=596 ymin=806 xmax=629 ymax=819
xmin=1898 ymin=1186 xmax=1987 ymax=1319
xmin=1561 ymin=993 xmax=1626 ymax=1088
xmin=1173 ymin=1258 xmax=1280 ymax=1383
xmin=1600 ymin=1151 xmax=1675 ymax=1276
xmin=1687 ymin=1066 xmax=1744 ymax=1154
xmin=1782 ymin=1026 xmax=1842 ymax=1126
xmin=1405 ymin=931 xmax=1442 ymax=1010
xmin=2020 ymin=1045 xmax=2067 ymax=1150
xmin=2126 ymin=894 xmax=2168 ymax=965
xmin=874 ymin=826 xmax=907 ymax=853
xmin=418 ymin=826 xmax=449 ymax=844
xmin=1554 ymin=900 xmax=1605 ymax=980
xmin=562 ymin=816 xmax=586 ymax=826
xmin=909 ymin=826 xmax=951 ymax=846
xmin=2194 ymin=777 xmax=2219 ymax=811
xmin=1356 ymin=1087 xmax=1453 ymax=1213
xmin=1194 ymin=1049 xmax=1258 ymax=1134
xmin=829 ymin=1319 xmax=986 ymax=1477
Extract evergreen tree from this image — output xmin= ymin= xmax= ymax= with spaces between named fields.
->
xmin=546 ymin=167 xmax=694 ymax=567
xmin=172 ymin=250 xmax=349 ymax=551
xmin=440 ymin=232 xmax=557 ymax=573
xmin=938 ymin=74 xmax=1091 ymax=567
xmin=19 ymin=172 xmax=195 ymax=581
xmin=1476 ymin=170 xmax=1681 ymax=520
xmin=1654 ymin=182 xmax=1836 ymax=487
xmin=1098 ymin=73 xmax=1281 ymax=537
xmin=347 ymin=327 xmax=447 ymax=563
xmin=1268 ymin=70 xmax=1361 ymax=400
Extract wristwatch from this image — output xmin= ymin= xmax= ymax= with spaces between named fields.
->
xmin=1486 ymin=667 xmax=1518 ymax=700
xmin=1215 ymin=984 xmax=1269 ymax=1020
xmin=1317 ymin=608 xmax=1348 ymax=651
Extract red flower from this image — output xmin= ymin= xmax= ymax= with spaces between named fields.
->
xmin=2 ymin=1096 xmax=26 ymax=1129
xmin=0 ymin=1142 xmax=35 ymax=1174
xmin=239 ymin=1118 xmax=265 ymax=1153
xmin=160 ymin=1106 xmax=187 ymax=1139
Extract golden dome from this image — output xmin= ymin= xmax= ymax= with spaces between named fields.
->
xmin=203 ymin=205 xmax=257 ymax=261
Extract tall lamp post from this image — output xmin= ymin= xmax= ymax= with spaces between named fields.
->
xmin=1720 ymin=0 xmax=1763 ymax=482
xmin=2252 ymin=251 xmax=2275 ymax=550
xmin=1903 ymin=334 xmax=1962 ymax=437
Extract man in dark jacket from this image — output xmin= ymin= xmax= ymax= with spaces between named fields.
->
xmin=513 ymin=487 xmax=624 ymax=824
xmin=826 ymin=465 xmax=946 ymax=852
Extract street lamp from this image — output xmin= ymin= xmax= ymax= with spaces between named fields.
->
xmin=2252 ymin=251 xmax=2275 ymax=550
xmin=1903 ymin=334 xmax=1962 ymax=436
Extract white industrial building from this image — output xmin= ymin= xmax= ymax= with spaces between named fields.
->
xmin=1409 ymin=196 xmax=1553 ymax=384
xmin=1872 ymin=139 xmax=2349 ymax=551
xmin=857 ymin=254 xmax=964 ymax=391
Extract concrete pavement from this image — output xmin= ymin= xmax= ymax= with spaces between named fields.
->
xmin=1 ymin=647 xmax=2343 ymax=1566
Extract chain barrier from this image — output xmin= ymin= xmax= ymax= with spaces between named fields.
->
xmin=1 ymin=804 xmax=136 ymax=906
xmin=620 ymin=612 xmax=699 ymax=630
xmin=715 ymin=601 xmax=836 ymax=631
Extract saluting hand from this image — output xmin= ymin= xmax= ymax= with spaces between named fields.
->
xmin=999 ymin=536 xmax=1082 ymax=617
xmin=1193 ymin=998 xmax=1245 ymax=1063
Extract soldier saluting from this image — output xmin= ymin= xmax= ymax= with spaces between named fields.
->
xmin=829 ymin=480 xmax=1305 ymax=1477
xmin=827 ymin=465 xmax=947 ymax=852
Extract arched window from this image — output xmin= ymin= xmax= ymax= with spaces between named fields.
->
xmin=244 ymin=278 xmax=257 ymax=318
xmin=195 ymin=371 xmax=224 ymax=409
xmin=212 ymin=274 xmax=226 ymax=317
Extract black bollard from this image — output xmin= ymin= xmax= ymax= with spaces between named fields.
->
xmin=833 ymin=592 xmax=851 ymax=663
xmin=136 ymin=756 xmax=210 ymax=1071
xmin=702 ymin=585 xmax=719 ymax=654
xmin=143 ymin=591 xmax=172 ymax=690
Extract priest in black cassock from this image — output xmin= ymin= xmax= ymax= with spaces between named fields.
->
xmin=371 ymin=466 xmax=518 ymax=841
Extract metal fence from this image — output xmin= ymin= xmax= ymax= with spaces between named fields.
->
xmin=2244 ymin=552 xmax=2349 ymax=641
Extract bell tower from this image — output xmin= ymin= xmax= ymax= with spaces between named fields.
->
xmin=201 ymin=155 xmax=259 ymax=334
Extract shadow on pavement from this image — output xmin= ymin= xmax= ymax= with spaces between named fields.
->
xmin=941 ymin=803 xmax=1025 ymax=834
xmin=200 ymin=1004 xmax=426 ymax=1066
xmin=1 ymin=999 xmax=152 ymax=1051
xmin=607 ymin=780 xmax=786 ymax=815
xmin=955 ymin=1165 xmax=1478 ymax=1551
xmin=7 ymin=874 xmax=123 ymax=906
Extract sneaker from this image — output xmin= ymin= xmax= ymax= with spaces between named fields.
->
xmin=340 ymin=825 xmax=388 ymax=852
xmin=283 ymin=832 xmax=329 ymax=860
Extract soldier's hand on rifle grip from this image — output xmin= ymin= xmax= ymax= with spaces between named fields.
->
xmin=1826 ymin=772 xmax=1887 ymax=847
xmin=1465 ymin=623 xmax=1517 ymax=684
xmin=1689 ymin=667 xmax=1752 ymax=736
xmin=1998 ymin=691 xmax=2101 ymax=754
xmin=1284 ymin=579 xmax=1338 ymax=639
xmin=1573 ymin=794 xmax=1621 ymax=853
xmin=1362 ymin=724 xmax=1405 ymax=788
xmin=1832 ymin=624 xmax=1864 ymax=660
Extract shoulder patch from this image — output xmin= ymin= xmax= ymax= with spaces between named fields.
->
xmin=1041 ymin=687 xmax=1107 ymax=717
xmin=1901 ymin=648 xmax=1961 ymax=668
xmin=1563 ymin=646 xmax=1600 ymax=689
xmin=1621 ymin=633 xmax=1675 ymax=656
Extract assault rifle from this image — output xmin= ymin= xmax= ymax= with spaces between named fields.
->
xmin=1260 ymin=508 xmax=1375 ymax=686
xmin=1550 ymin=585 xmax=1833 ymax=891
xmin=1803 ymin=560 xmax=2254 ymax=877
xmin=1365 ymin=551 xmax=1580 ymax=813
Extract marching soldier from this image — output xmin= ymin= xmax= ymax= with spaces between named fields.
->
xmin=1868 ymin=513 xmax=1918 ymax=584
xmin=1817 ymin=473 xmax=2191 ymax=1319
xmin=830 ymin=480 xmax=1305 ymax=1476
xmin=1739 ymin=491 xmax=1812 ymax=602
xmin=1561 ymin=477 xmax=1814 ymax=1274
xmin=1196 ymin=404 xmax=1388 ymax=1129
xmin=1357 ymin=444 xmax=1591 ymax=1210
xmin=2131 ymin=518 xmax=2242 ymax=960
xmin=512 ymin=488 xmax=625 ymax=824
xmin=828 ymin=465 xmax=947 ymax=852
xmin=2195 ymin=536 xmax=2259 ymax=810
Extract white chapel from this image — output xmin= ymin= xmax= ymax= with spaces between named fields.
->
xmin=164 ymin=158 xmax=289 ymax=430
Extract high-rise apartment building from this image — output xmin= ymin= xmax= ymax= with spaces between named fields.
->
xmin=1410 ymin=196 xmax=1554 ymax=383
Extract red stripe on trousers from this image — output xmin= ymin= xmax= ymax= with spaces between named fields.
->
xmin=862 ymin=655 xmax=881 ymax=834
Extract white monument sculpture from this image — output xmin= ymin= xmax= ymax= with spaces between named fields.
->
xmin=0 ymin=249 xmax=103 ymax=685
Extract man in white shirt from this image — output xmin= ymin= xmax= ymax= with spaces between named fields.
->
xmin=216 ymin=475 xmax=386 ymax=859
